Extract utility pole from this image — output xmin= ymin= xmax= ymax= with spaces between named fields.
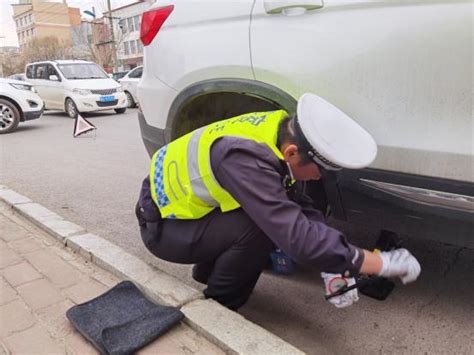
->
xmin=106 ymin=0 xmax=119 ymax=73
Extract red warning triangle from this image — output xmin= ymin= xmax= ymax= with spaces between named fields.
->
xmin=73 ymin=114 xmax=96 ymax=137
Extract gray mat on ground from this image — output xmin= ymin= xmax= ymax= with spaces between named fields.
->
xmin=66 ymin=280 xmax=184 ymax=355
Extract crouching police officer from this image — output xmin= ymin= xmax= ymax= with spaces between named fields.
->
xmin=136 ymin=93 xmax=421 ymax=310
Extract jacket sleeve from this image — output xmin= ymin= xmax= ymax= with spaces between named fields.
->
xmin=211 ymin=139 xmax=364 ymax=277
xmin=136 ymin=176 xmax=162 ymax=223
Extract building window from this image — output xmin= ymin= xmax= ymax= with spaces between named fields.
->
xmin=127 ymin=17 xmax=134 ymax=32
xmin=136 ymin=39 xmax=142 ymax=53
xmin=29 ymin=14 xmax=32 ymax=23
xmin=15 ymin=20 xmax=18 ymax=28
xmin=130 ymin=40 xmax=136 ymax=54
xmin=19 ymin=18 xmax=23 ymax=27
xmin=119 ymin=19 xmax=127 ymax=34
xmin=124 ymin=41 xmax=129 ymax=55
xmin=134 ymin=16 xmax=140 ymax=32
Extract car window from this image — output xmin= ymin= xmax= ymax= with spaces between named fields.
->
xmin=46 ymin=64 xmax=60 ymax=80
xmin=129 ymin=67 xmax=142 ymax=79
xmin=57 ymin=63 xmax=108 ymax=79
xmin=35 ymin=64 xmax=49 ymax=80
xmin=26 ymin=65 xmax=34 ymax=79
xmin=127 ymin=68 xmax=137 ymax=78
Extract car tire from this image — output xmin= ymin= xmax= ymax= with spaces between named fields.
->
xmin=0 ymin=98 xmax=21 ymax=134
xmin=115 ymin=108 xmax=127 ymax=114
xmin=125 ymin=91 xmax=136 ymax=108
xmin=65 ymin=98 xmax=79 ymax=118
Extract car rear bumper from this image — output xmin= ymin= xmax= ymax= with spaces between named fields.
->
xmin=138 ymin=110 xmax=168 ymax=157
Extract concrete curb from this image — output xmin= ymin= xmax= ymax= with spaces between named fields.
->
xmin=0 ymin=186 xmax=304 ymax=354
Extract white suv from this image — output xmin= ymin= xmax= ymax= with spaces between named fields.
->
xmin=26 ymin=60 xmax=128 ymax=118
xmin=119 ymin=65 xmax=143 ymax=108
xmin=0 ymin=78 xmax=44 ymax=134
xmin=137 ymin=1 xmax=472 ymax=247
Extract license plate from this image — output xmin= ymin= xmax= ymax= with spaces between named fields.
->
xmin=100 ymin=95 xmax=115 ymax=102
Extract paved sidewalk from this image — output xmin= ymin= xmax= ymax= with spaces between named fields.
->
xmin=0 ymin=202 xmax=224 ymax=354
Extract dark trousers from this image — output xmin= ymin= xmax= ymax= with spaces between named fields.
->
xmin=139 ymin=208 xmax=273 ymax=310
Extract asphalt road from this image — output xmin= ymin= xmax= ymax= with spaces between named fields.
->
xmin=1 ymin=110 xmax=472 ymax=354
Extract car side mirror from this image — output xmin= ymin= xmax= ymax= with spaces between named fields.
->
xmin=49 ymin=74 xmax=59 ymax=81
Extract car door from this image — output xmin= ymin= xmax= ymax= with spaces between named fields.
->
xmin=44 ymin=64 xmax=64 ymax=109
xmin=32 ymin=63 xmax=52 ymax=108
xmin=119 ymin=71 xmax=132 ymax=95
xmin=126 ymin=66 xmax=142 ymax=102
xmin=250 ymin=0 xmax=471 ymax=183
xmin=25 ymin=64 xmax=36 ymax=86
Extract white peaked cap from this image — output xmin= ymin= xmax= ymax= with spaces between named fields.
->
xmin=295 ymin=93 xmax=377 ymax=170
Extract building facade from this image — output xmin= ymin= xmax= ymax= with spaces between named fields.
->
xmin=90 ymin=19 xmax=114 ymax=72
xmin=105 ymin=0 xmax=149 ymax=71
xmin=12 ymin=0 xmax=81 ymax=50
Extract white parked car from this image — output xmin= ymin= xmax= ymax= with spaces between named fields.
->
xmin=0 ymin=78 xmax=44 ymax=134
xmin=8 ymin=73 xmax=27 ymax=82
xmin=119 ymin=65 xmax=143 ymax=108
xmin=137 ymin=1 xmax=472 ymax=247
xmin=25 ymin=60 xmax=128 ymax=118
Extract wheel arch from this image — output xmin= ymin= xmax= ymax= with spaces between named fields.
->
xmin=64 ymin=96 xmax=75 ymax=107
xmin=124 ymin=90 xmax=136 ymax=107
xmin=167 ymin=79 xmax=297 ymax=140
xmin=0 ymin=95 xmax=24 ymax=121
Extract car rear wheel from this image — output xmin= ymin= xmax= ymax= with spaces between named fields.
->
xmin=125 ymin=91 xmax=135 ymax=108
xmin=65 ymin=98 xmax=78 ymax=118
xmin=0 ymin=99 xmax=20 ymax=134
xmin=115 ymin=108 xmax=126 ymax=114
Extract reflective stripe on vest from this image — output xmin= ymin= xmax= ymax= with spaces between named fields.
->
xmin=150 ymin=110 xmax=287 ymax=219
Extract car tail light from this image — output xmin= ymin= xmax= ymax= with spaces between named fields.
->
xmin=140 ymin=5 xmax=174 ymax=46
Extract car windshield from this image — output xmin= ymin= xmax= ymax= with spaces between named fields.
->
xmin=10 ymin=74 xmax=26 ymax=81
xmin=57 ymin=63 xmax=108 ymax=79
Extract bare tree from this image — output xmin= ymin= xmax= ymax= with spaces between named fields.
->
xmin=74 ymin=0 xmax=128 ymax=71
xmin=0 ymin=51 xmax=25 ymax=77
xmin=71 ymin=22 xmax=105 ymax=64
xmin=71 ymin=18 xmax=126 ymax=71
xmin=0 ymin=37 xmax=71 ymax=77
xmin=22 ymin=36 xmax=72 ymax=63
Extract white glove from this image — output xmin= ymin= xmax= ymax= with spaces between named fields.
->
xmin=378 ymin=248 xmax=421 ymax=284
xmin=321 ymin=272 xmax=359 ymax=308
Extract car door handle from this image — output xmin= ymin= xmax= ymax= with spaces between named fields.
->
xmin=264 ymin=0 xmax=324 ymax=15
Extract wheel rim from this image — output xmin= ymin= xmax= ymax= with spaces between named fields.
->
xmin=0 ymin=104 xmax=15 ymax=131
xmin=67 ymin=100 xmax=76 ymax=117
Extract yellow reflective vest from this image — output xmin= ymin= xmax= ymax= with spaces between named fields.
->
xmin=150 ymin=110 xmax=288 ymax=219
